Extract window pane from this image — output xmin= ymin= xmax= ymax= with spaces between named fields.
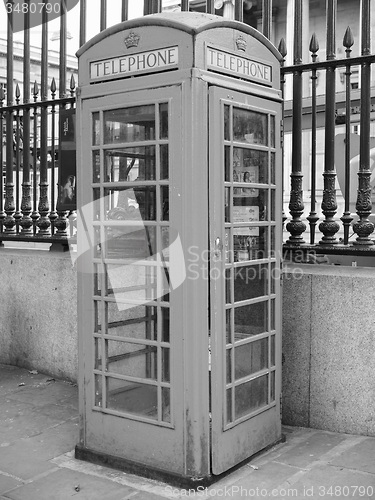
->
xmin=233 ymin=227 xmax=269 ymax=262
xmin=106 ymin=378 xmax=158 ymax=419
xmin=160 ymin=144 xmax=169 ymax=180
xmin=233 ymin=264 xmax=268 ymax=302
xmin=104 ymin=147 xmax=155 ymax=182
xmin=93 ymin=150 xmax=100 ymax=183
xmin=104 ymin=187 xmax=156 ymax=221
xmin=92 ymin=112 xmax=100 ymax=145
xmin=104 ymin=105 xmax=155 ymax=144
xmin=233 ymin=189 xmax=268 ymax=222
xmin=106 ymin=340 xmax=157 ymax=380
xmin=105 ymin=263 xmax=157 ymax=302
xmin=159 ymin=103 xmax=168 ymax=139
xmin=234 ymin=338 xmax=268 ymax=380
xmin=233 ymin=108 xmax=268 ymax=146
xmin=233 ymin=148 xmax=268 ymax=184
xmin=234 ymin=301 xmax=268 ymax=339
xmin=235 ymin=374 xmax=268 ymax=418
xmin=105 ymin=303 xmax=157 ymax=341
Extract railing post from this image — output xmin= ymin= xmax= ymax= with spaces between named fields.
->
xmin=352 ymin=0 xmax=374 ymax=245
xmin=286 ymin=0 xmax=306 ymax=244
xmin=262 ymin=0 xmax=272 ymax=39
xmin=278 ymin=38 xmax=287 ymax=228
xmin=319 ymin=0 xmax=339 ymax=244
xmin=340 ymin=26 xmax=354 ymax=244
xmin=306 ymin=33 xmax=320 ymax=244
xmin=0 ymin=87 xmax=5 ymax=234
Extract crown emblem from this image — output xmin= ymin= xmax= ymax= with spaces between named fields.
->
xmin=236 ymin=35 xmax=247 ymax=52
xmin=124 ymin=31 xmax=140 ymax=49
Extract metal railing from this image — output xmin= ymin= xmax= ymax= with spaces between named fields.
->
xmin=1 ymin=0 xmax=375 ymax=257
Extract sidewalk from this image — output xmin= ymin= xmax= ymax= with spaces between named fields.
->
xmin=0 ymin=363 xmax=374 ymax=500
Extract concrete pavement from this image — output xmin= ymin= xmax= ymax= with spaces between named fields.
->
xmin=1 ymin=363 xmax=374 ymax=499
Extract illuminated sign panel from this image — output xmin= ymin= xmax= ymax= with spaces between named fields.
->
xmin=90 ymin=46 xmax=179 ymax=81
xmin=206 ymin=46 xmax=272 ymax=85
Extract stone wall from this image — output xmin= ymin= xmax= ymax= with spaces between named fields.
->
xmin=282 ymin=263 xmax=375 ymax=437
xmin=0 ymin=250 xmax=374 ymax=436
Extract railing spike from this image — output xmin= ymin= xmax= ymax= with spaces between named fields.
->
xmin=15 ymin=83 xmax=21 ymax=99
xmin=0 ymin=85 xmax=5 ymax=102
xmin=309 ymin=32 xmax=319 ymax=55
xmin=33 ymin=81 xmax=39 ymax=99
xmin=51 ymin=77 xmax=56 ymax=95
xmin=70 ymin=74 xmax=76 ymax=91
xmin=278 ymin=38 xmax=287 ymax=58
xmin=343 ymin=26 xmax=354 ymax=49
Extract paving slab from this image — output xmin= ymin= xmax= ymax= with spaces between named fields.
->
xmin=0 ymin=474 xmax=22 ymax=496
xmin=329 ymin=437 xmax=375 ymax=474
xmin=3 ymin=468 xmax=139 ymax=500
xmin=5 ymin=381 xmax=77 ymax=408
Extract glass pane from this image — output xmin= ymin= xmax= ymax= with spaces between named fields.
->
xmin=234 ymin=338 xmax=268 ymax=380
xmin=225 ymin=269 xmax=231 ymax=304
xmin=94 ymin=301 xmax=101 ymax=333
xmin=104 ymin=147 xmax=156 ymax=183
xmin=94 ymin=337 xmax=103 ymax=370
xmin=224 ymin=105 xmax=230 ymax=141
xmin=271 ymin=298 xmax=275 ymax=331
xmin=162 ymin=387 xmax=171 ymax=423
xmin=93 ymin=188 xmax=101 ymax=220
xmin=271 ymin=263 xmax=276 ymax=294
xmin=235 ymin=374 xmax=268 ymax=418
xmin=226 ymin=388 xmax=232 ymax=424
xmin=271 ymin=189 xmax=276 ymax=222
xmin=161 ymin=307 xmax=170 ymax=342
xmin=105 ymin=263 xmax=157 ymax=303
xmin=103 ymin=225 xmax=157 ymax=260
xmin=271 ymin=152 xmax=276 ymax=185
xmin=106 ymin=378 xmax=158 ymax=419
xmin=161 ymin=186 xmax=169 ymax=221
xmin=270 ymin=115 xmax=275 ymax=148
xmin=106 ymin=340 xmax=157 ymax=380
xmin=104 ymin=186 xmax=156 ymax=221
xmin=94 ymin=374 xmax=102 ymax=407
xmin=270 ymin=370 xmax=275 ymax=402
xmin=234 ymin=301 xmax=268 ymax=339
xmin=226 ymin=348 xmax=232 ymax=383
xmin=105 ymin=303 xmax=157 ymax=340
xmin=270 ymin=335 xmax=275 ymax=366
xmin=233 ymin=189 xmax=268 ymax=222
xmin=225 ymin=187 xmax=231 ymax=223
xmin=233 ymin=264 xmax=268 ymax=302
xmin=92 ymin=112 xmax=100 ymax=146
xmin=93 ymin=263 xmax=102 ymax=295
xmin=225 ymin=228 xmax=231 ymax=263
xmin=233 ymin=227 xmax=268 ymax=261
xmin=159 ymin=103 xmax=168 ymax=139
xmin=233 ymin=148 xmax=268 ymax=185
xmin=233 ymin=108 xmax=268 ymax=146
xmin=225 ymin=145 xmax=230 ymax=182
xmin=93 ymin=150 xmax=100 ymax=183
xmin=104 ymin=105 xmax=155 ymax=144
xmin=160 ymin=144 xmax=169 ymax=180
xmin=93 ymin=227 xmax=102 ymax=258
xmin=226 ymin=309 xmax=232 ymax=344
xmin=162 ymin=347 xmax=170 ymax=382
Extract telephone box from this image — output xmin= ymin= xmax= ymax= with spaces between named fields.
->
xmin=75 ymin=12 xmax=283 ymax=485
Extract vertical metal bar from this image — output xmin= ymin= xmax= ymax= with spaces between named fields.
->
xmin=79 ymin=0 xmax=86 ymax=46
xmin=286 ymin=0 xmax=306 ymax=244
xmin=14 ymin=85 xmax=22 ymax=232
xmin=121 ymin=0 xmax=129 ymax=21
xmin=20 ymin=6 xmax=32 ymax=234
xmin=234 ymin=0 xmax=243 ymax=22
xmin=5 ymin=1 xmax=15 ymax=233
xmin=319 ymin=0 xmax=339 ymax=244
xmin=340 ymin=27 xmax=354 ymax=244
xmin=306 ymin=33 xmax=319 ymax=244
xmin=31 ymin=82 xmax=39 ymax=234
xmin=278 ymin=38 xmax=287 ymax=230
xmin=353 ymin=0 xmax=374 ymax=244
xmin=262 ymin=0 xmax=272 ymax=39
xmin=60 ymin=0 xmax=67 ymax=98
xmin=37 ymin=6 xmax=51 ymax=235
xmin=0 ymin=88 xmax=5 ymax=234
xmin=144 ymin=0 xmax=151 ymax=15
xmin=206 ymin=0 xmax=215 ymax=13
xmin=100 ymin=0 xmax=107 ymax=31
xmin=181 ymin=0 xmax=190 ymax=11
xmin=49 ymin=79 xmax=57 ymax=234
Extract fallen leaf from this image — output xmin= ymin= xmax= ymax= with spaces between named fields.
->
xmin=29 ymin=370 xmax=38 ymax=375
xmin=18 ymin=382 xmax=25 ymax=386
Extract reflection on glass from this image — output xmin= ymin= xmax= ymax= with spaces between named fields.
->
xmin=233 ymin=189 xmax=268 ymax=221
xmin=226 ymin=388 xmax=232 ymax=423
xmin=106 ymin=340 xmax=157 ymax=380
xmin=162 ymin=347 xmax=170 ymax=382
xmin=271 ymin=189 xmax=275 ymax=221
xmin=271 ymin=115 xmax=275 ymax=148
xmin=233 ymin=148 xmax=268 ymax=185
xmin=271 ymin=152 xmax=275 ymax=185
xmin=234 ymin=338 xmax=268 ymax=380
xmin=104 ymin=147 xmax=156 ymax=182
xmin=92 ymin=112 xmax=100 ymax=146
xmin=233 ymin=108 xmax=268 ymax=145
xmin=103 ymin=225 xmax=156 ymax=260
xmin=95 ymin=374 xmax=102 ymax=407
xmin=105 ymin=303 xmax=157 ymax=340
xmin=270 ymin=335 xmax=275 ymax=366
xmin=94 ymin=337 xmax=102 ymax=370
xmin=234 ymin=301 xmax=268 ymax=339
xmin=225 ymin=145 xmax=230 ymax=182
xmin=160 ymin=144 xmax=169 ymax=180
xmin=225 ymin=269 xmax=231 ymax=304
xmin=233 ymin=264 xmax=268 ymax=302
xmin=161 ymin=307 xmax=170 ymax=342
xmin=235 ymin=374 xmax=268 ymax=418
xmin=159 ymin=103 xmax=168 ymax=139
xmin=226 ymin=309 xmax=232 ymax=344
xmin=271 ymin=299 xmax=275 ymax=331
xmin=270 ymin=370 xmax=275 ymax=401
xmin=104 ymin=186 xmax=156 ymax=221
xmin=93 ymin=263 xmax=102 ymax=295
xmin=105 ymin=263 xmax=157 ymax=303
xmin=161 ymin=186 xmax=169 ymax=221
xmin=106 ymin=378 xmax=158 ymax=419
xmin=104 ymin=105 xmax=155 ymax=144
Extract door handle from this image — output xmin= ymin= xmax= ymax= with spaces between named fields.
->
xmin=213 ymin=237 xmax=223 ymax=259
